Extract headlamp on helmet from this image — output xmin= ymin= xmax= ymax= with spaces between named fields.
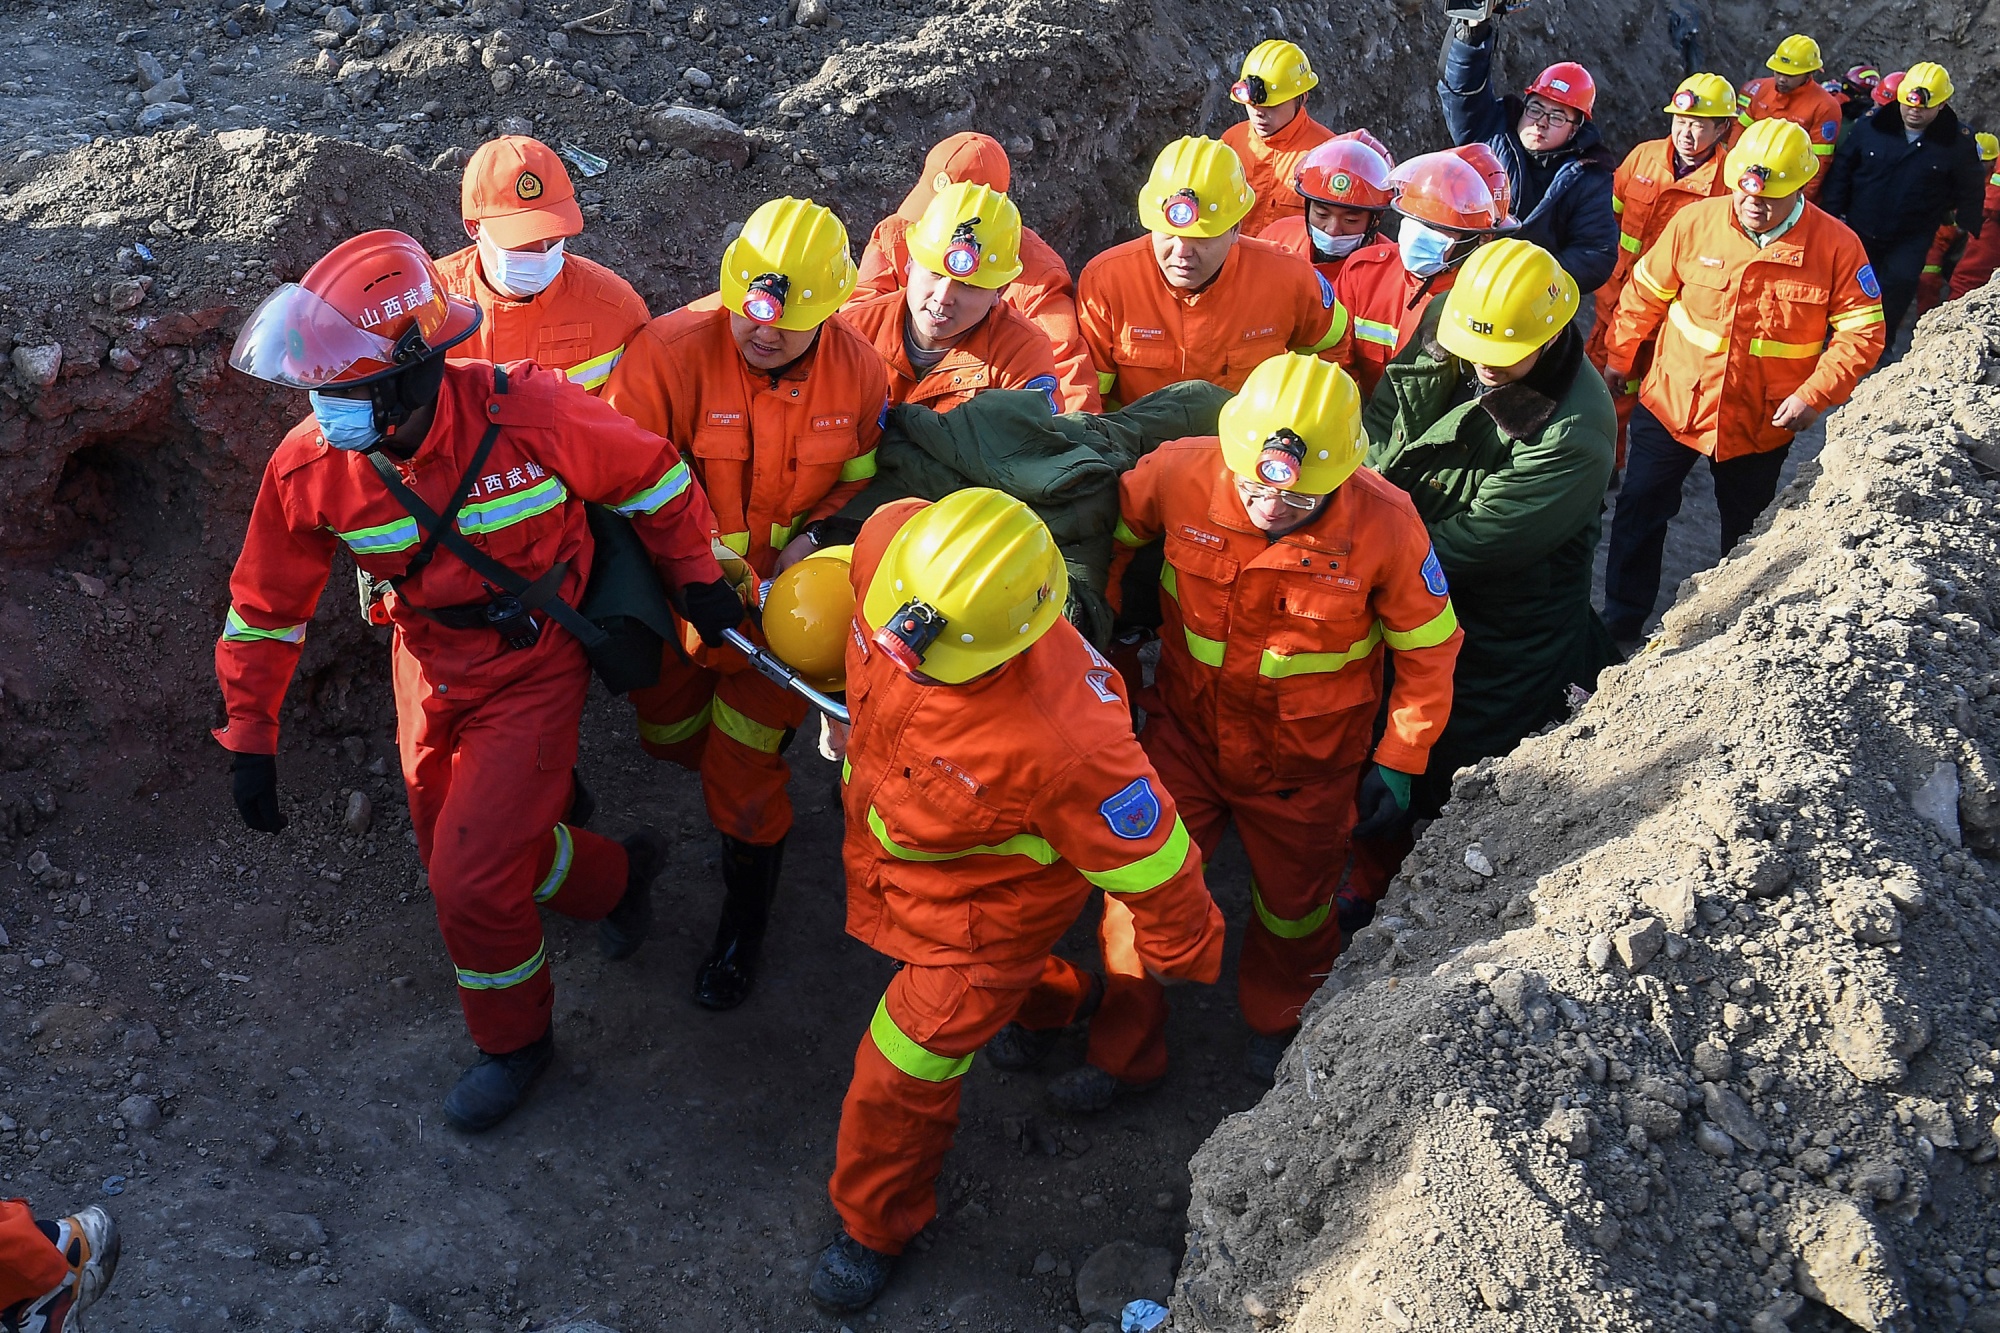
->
xmin=1254 ymin=429 xmax=1309 ymax=488
xmin=1164 ymin=188 xmax=1202 ymax=230
xmin=943 ymin=220 xmax=984 ymax=278
xmin=874 ymin=600 xmax=949 ymax=674
xmin=1737 ymin=165 xmax=1770 ymax=195
xmin=1231 ymin=74 xmax=1268 ymax=106
xmin=742 ymin=272 xmax=790 ymax=325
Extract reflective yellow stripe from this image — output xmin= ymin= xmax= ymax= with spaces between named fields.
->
xmin=870 ymin=994 xmax=974 ymax=1082
xmin=1810 ymin=143 xmax=1834 ymax=155
xmin=841 ymin=756 xmax=852 ymax=784
xmin=1922 ymin=265 xmax=1944 ymax=275
xmin=1381 ymin=601 xmax=1459 ymax=651
xmin=839 ymin=449 xmax=878 ymax=482
xmin=1097 ymin=370 xmax=1118 ymax=394
xmin=222 ymin=608 xmax=307 ymax=645
xmin=770 ymin=517 xmax=804 ymax=551
xmin=1183 ymin=626 xmax=1226 ymax=668
xmin=566 ymin=345 xmax=625 ymax=390
xmin=719 ymin=531 xmax=752 ymax=556
xmin=1355 ymin=317 xmax=1398 ymax=347
xmin=456 ymin=941 xmax=547 ymax=991
xmin=1632 ymin=259 xmax=1678 ymax=303
xmin=1666 ymin=301 xmax=1725 ymax=354
xmin=1737 ymin=111 xmax=1754 ymax=128
xmin=1832 ymin=306 xmax=1885 ymax=332
xmin=866 ymin=805 xmax=1059 ymax=866
xmin=1612 ymin=196 xmax=1625 ymax=215
xmin=1081 ymin=817 xmax=1190 ymax=895
xmin=712 ymin=697 xmax=785 ymax=753
xmin=609 ymin=460 xmax=690 ymax=517
xmin=1259 ymin=623 xmax=1383 ymax=678
xmin=638 ymin=699 xmax=712 ymax=746
xmin=1624 ymin=378 xmax=1642 ymax=394
xmin=1302 ymin=300 xmax=1349 ymax=354
xmin=1747 ymin=335 xmax=1824 ymax=359
xmin=1991 ymin=170 xmax=2000 ymax=189
xmin=1251 ymin=882 xmax=1333 ymax=940
xmin=1160 ymin=564 xmax=1179 ymax=601
xmin=532 ymin=824 xmax=574 ymax=903
xmin=1113 ymin=516 xmax=1146 ymax=548
xmin=1619 ymin=232 xmax=1643 ymax=254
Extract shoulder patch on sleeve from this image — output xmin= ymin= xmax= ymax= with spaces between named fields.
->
xmin=1099 ymin=777 xmax=1162 ymax=841
xmin=1821 ymin=120 xmax=1839 ymax=141
xmin=877 ymin=401 xmax=890 ymax=429
xmin=1024 ymin=373 xmax=1061 ymax=414
xmin=1421 ymin=545 xmax=1450 ymax=598
xmin=1316 ymin=270 xmax=1336 ymax=309
xmin=1857 ymin=264 xmax=1881 ymax=299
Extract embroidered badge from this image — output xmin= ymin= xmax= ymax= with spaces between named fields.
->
xmin=1857 ymin=264 xmax=1882 ymax=299
xmin=1099 ymin=778 xmax=1162 ymax=841
xmin=1421 ymin=546 xmax=1449 ymax=597
xmin=1024 ymin=373 xmax=1061 ymax=414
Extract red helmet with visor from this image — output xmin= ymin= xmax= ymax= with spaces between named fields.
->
xmin=1292 ymin=138 xmax=1395 ymax=209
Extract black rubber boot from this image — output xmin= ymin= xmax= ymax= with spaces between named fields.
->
xmin=985 ymin=971 xmax=1105 ymax=1070
xmin=693 ymin=836 xmax=784 ymax=1010
xmin=810 ymin=1232 xmax=897 ymax=1314
xmin=1245 ymin=1027 xmax=1299 ymax=1085
xmin=600 ymin=831 xmax=665 ymax=961
xmin=443 ymin=1028 xmax=555 ymax=1133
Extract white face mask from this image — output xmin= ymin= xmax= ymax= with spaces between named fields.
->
xmin=477 ymin=232 xmax=566 ymax=299
xmin=1398 ymin=218 xmax=1456 ymax=278
xmin=1310 ymin=226 xmax=1371 ymax=260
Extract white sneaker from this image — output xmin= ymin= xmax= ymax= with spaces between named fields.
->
xmin=12 ymin=1206 xmax=119 ymax=1332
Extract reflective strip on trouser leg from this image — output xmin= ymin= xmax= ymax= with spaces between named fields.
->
xmin=1251 ymin=879 xmax=1334 ymax=939
xmin=456 ymin=940 xmax=548 ymax=991
xmin=869 ymin=995 xmax=974 ymax=1082
xmin=638 ymin=698 xmax=712 ymax=747
xmin=532 ymin=824 xmax=574 ymax=903
xmin=703 ymin=670 xmax=806 ymax=845
xmin=711 ymin=697 xmax=786 ymax=753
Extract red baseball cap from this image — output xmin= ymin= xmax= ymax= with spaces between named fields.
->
xmin=895 ymin=132 xmax=1012 ymax=222
xmin=462 ymin=136 xmax=584 ymax=249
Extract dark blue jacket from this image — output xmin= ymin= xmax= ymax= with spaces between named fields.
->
xmin=1437 ymin=29 xmax=1619 ymax=292
xmin=1822 ymin=101 xmax=1985 ymax=241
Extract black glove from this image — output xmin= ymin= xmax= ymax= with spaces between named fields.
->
xmin=230 ymin=752 xmax=287 ymax=834
xmin=681 ymin=577 xmax=747 ymax=648
xmin=1352 ymin=764 xmax=1417 ymax=841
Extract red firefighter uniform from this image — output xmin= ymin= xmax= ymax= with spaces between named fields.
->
xmin=1333 ymin=241 xmax=1452 ymax=401
xmin=1947 ymin=164 xmax=2000 ymax=300
xmin=1582 ymin=136 xmax=1732 ymax=451
xmin=1917 ymin=223 xmax=1960 ymax=314
xmin=1733 ymin=77 xmax=1843 ymax=202
xmin=1079 ymin=440 xmax=1460 ymax=1080
xmin=1223 ymin=111 xmax=1335 ymax=238
xmin=434 ymin=246 xmax=650 ymax=393
xmin=1256 ymin=215 xmax=1372 ymax=286
xmin=215 ymin=361 xmax=725 ymax=1052
xmin=830 ymin=498 xmax=1225 ymax=1256
xmin=600 ymin=297 xmax=887 ymax=844
xmin=842 ymin=288 xmax=1062 ymax=413
xmin=851 ymin=216 xmax=1099 ymax=413
xmin=1077 ymin=236 xmax=1351 ymax=407
xmin=0 ymin=1201 xmax=66 ymax=1309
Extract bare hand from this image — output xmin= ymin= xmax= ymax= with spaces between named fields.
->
xmin=1601 ymin=364 xmax=1628 ymax=399
xmin=1770 ymin=394 xmax=1820 ymax=432
xmin=818 ymin=714 xmax=850 ymax=763
xmin=772 ymin=532 xmax=818 ymax=575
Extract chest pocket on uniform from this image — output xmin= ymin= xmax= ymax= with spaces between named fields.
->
xmin=1760 ymin=278 xmax=1830 ymax=327
xmin=792 ymin=420 xmax=861 ymax=513
xmin=1116 ymin=331 xmax=1179 ymax=370
xmin=535 ymin=321 xmax=594 ymax=372
xmin=1162 ymin=533 xmax=1239 ymax=643
xmin=1226 ymin=329 xmax=1291 ymax=382
xmin=1674 ymin=260 xmax=1735 ymax=329
xmin=1265 ymin=579 xmax=1382 ymax=721
xmin=690 ymin=425 xmax=752 ymax=534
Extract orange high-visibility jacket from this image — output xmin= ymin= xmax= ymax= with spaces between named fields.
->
xmin=1947 ymin=166 xmax=2000 ymax=299
xmin=1256 ymin=215 xmax=1371 ymax=288
xmin=1332 ymin=240 xmax=1449 ymax=402
xmin=434 ymin=246 xmax=650 ymax=393
xmin=1109 ymin=440 xmax=1461 ymax=790
xmin=839 ymin=498 xmax=1226 ymax=986
xmin=842 ymin=289 xmax=1063 ymax=414
xmin=1077 ymin=236 xmax=1351 ymax=407
xmin=601 ymin=297 xmax=887 ymax=574
xmin=215 ymin=361 xmax=724 ymax=754
xmin=850 ymin=216 xmax=1100 ymax=413
xmin=1733 ymin=78 xmax=1843 ymax=202
xmin=1606 ymin=195 xmax=1886 ymax=460
xmin=1223 ymin=110 xmax=1335 ymax=239
xmin=1594 ymin=138 xmax=1732 ymax=347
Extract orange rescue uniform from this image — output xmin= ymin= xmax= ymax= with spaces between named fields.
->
xmin=1605 ymin=195 xmax=1886 ymax=460
xmin=1733 ymin=77 xmax=1843 ymax=202
xmin=841 ymin=288 xmax=1063 ymax=414
xmin=602 ymin=299 xmax=887 ymax=845
xmin=434 ymin=246 xmax=650 ymax=393
xmin=0 ymin=1201 xmax=64 ymax=1309
xmin=830 ymin=498 xmax=1225 ymax=1255
xmin=1077 ymin=236 xmax=1351 ymax=408
xmin=1223 ymin=110 xmax=1335 ymax=238
xmin=851 ymin=215 xmax=1099 ymax=413
xmin=1075 ymin=441 xmax=1458 ymax=1079
xmin=1332 ymin=240 xmax=1448 ymax=402
xmin=1256 ymin=215 xmax=1371 ymax=287
xmin=1947 ymin=165 xmax=2000 ymax=300
xmin=1583 ymin=138 xmax=1732 ymax=453
xmin=1917 ymin=222 xmax=1959 ymax=314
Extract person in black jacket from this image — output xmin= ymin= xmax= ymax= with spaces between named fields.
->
xmin=1436 ymin=4 xmax=1618 ymax=293
xmin=1822 ymin=60 xmax=1985 ymax=345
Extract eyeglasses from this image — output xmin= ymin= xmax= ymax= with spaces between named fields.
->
xmin=1234 ymin=477 xmax=1323 ymax=511
xmin=1521 ymin=99 xmax=1579 ymax=127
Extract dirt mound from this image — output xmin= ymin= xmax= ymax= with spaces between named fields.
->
xmin=1175 ymin=288 xmax=2000 ymax=1331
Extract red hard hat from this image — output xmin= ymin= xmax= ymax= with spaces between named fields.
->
xmin=1525 ymin=61 xmax=1596 ymax=118
xmin=1294 ymin=138 xmax=1395 ymax=209
xmin=230 ymin=230 xmax=480 ymax=389
xmin=1874 ymin=70 xmax=1905 ymax=106
xmin=1450 ymin=142 xmax=1516 ymax=228
xmin=1388 ymin=152 xmax=1498 ymax=232
xmin=1331 ymin=127 xmax=1396 ymax=168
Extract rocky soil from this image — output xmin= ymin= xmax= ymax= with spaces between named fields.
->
xmin=1180 ymin=287 xmax=2000 ymax=1332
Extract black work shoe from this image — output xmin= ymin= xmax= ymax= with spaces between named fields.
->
xmin=1245 ymin=1028 xmax=1298 ymax=1085
xmin=1047 ymin=1063 xmax=1159 ymax=1115
xmin=565 ymin=769 xmax=596 ymax=829
xmin=809 ymin=1232 xmax=896 ymax=1314
xmin=600 ymin=831 xmax=665 ymax=961
xmin=1335 ymin=890 xmax=1376 ymax=936
xmin=693 ymin=836 xmax=784 ymax=1010
xmin=984 ymin=972 xmax=1105 ymax=1070
xmin=443 ymin=1029 xmax=554 ymax=1133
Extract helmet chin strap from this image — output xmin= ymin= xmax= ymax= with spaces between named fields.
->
xmin=370 ymin=327 xmax=450 ymax=441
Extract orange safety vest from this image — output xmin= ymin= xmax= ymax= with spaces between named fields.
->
xmin=1222 ymin=110 xmax=1335 ymax=239
xmin=1606 ymin=195 xmax=1886 ymax=459
xmin=1733 ymin=78 xmax=1843 ymax=201
xmin=842 ymin=289 xmax=1063 ymax=413
xmin=1332 ymin=241 xmax=1448 ymax=402
xmin=1585 ymin=138 xmax=1731 ymax=378
xmin=434 ymin=246 xmax=649 ymax=393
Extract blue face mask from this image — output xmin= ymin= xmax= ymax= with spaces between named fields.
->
xmin=1398 ymin=219 xmax=1456 ymax=278
xmin=309 ymin=391 xmax=381 ymax=451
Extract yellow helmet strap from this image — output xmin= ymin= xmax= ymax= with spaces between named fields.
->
xmin=873 ymin=599 xmax=948 ymax=673
xmin=742 ymin=272 xmax=790 ymax=325
xmin=1255 ymin=428 xmax=1309 ymax=487
xmin=1232 ymin=73 xmax=1268 ymax=105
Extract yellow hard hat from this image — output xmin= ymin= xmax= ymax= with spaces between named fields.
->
xmin=1766 ymin=34 xmax=1823 ymax=76
xmin=1434 ymin=238 xmax=1579 ymax=368
xmin=718 ymin=197 xmax=855 ymax=331
xmin=1901 ymin=61 xmax=1955 ymax=107
xmin=1232 ymin=39 xmax=1318 ymax=107
xmin=1140 ymin=136 xmax=1255 ymax=238
xmin=905 ymin=181 xmax=1024 ymax=290
xmin=1663 ymin=72 xmax=1737 ymax=118
xmin=861 ymin=488 xmax=1067 ymax=684
xmin=762 ymin=546 xmax=854 ymax=693
xmin=1978 ymin=131 xmax=1999 ymax=163
xmin=1725 ymin=118 xmax=1818 ymax=199
xmin=1216 ymin=353 xmax=1365 ymax=496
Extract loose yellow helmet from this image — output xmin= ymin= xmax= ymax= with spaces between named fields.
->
xmin=1664 ymin=72 xmax=1737 ymax=119
xmin=718 ymin=197 xmax=855 ymax=331
xmin=862 ymin=489 xmax=1068 ymax=683
xmin=1977 ymin=131 xmax=1999 ymax=163
xmin=1434 ymin=238 xmax=1579 ymax=367
xmin=762 ymin=546 xmax=855 ymax=693
xmin=1232 ymin=39 xmax=1318 ymax=107
xmin=1901 ymin=61 xmax=1955 ymax=107
xmin=1726 ymin=117 xmax=1818 ymax=199
xmin=1217 ymin=353 xmax=1365 ymax=497
xmin=1766 ymin=34 xmax=1823 ymax=77
xmin=1140 ymin=136 xmax=1255 ymax=238
xmin=904 ymin=181 xmax=1024 ymax=290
